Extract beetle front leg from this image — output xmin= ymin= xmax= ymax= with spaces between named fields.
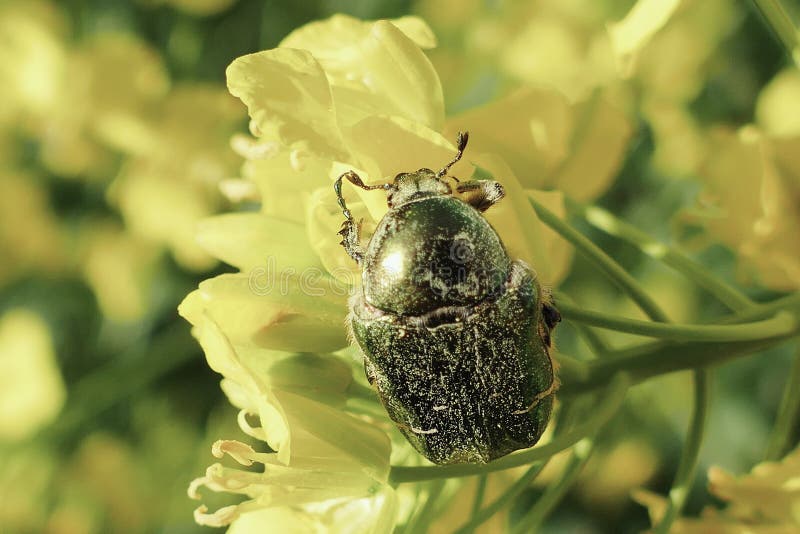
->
xmin=334 ymin=170 xmax=391 ymax=264
xmin=334 ymin=172 xmax=366 ymax=264
xmin=456 ymin=180 xmax=505 ymax=212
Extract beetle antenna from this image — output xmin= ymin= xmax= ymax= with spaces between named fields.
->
xmin=436 ymin=131 xmax=469 ymax=179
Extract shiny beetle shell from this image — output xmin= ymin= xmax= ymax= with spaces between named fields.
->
xmin=334 ymin=132 xmax=559 ymax=464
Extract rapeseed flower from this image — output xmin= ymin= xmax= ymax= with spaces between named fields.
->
xmin=179 ymin=13 xmax=590 ymax=529
xmin=688 ymin=68 xmax=800 ymax=290
xmin=0 ymin=308 xmax=65 ymax=441
xmin=635 ymin=445 xmax=800 ymax=532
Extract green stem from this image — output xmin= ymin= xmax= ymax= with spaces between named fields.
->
xmin=402 ymin=479 xmax=447 ymax=533
xmin=560 ymin=326 xmax=798 ymax=395
xmin=511 ymin=439 xmax=595 ymax=533
xmin=565 ymin=199 xmax=755 ymax=312
xmin=557 ymin=301 xmax=796 ymax=342
xmin=765 ymin=346 xmax=800 ymax=461
xmin=554 ymin=293 xmax=610 ymax=354
xmin=466 ymin=474 xmax=488 ymax=531
xmin=722 ymin=293 xmax=800 ymax=324
xmin=749 ymin=0 xmax=800 ymax=65
xmin=454 ymin=462 xmax=547 ymax=534
xmin=388 ymin=373 xmax=630 ymax=483
xmin=654 ymin=369 xmax=711 ymax=533
xmin=531 ymin=200 xmax=714 ymax=531
xmin=529 ymin=197 xmax=669 ymax=323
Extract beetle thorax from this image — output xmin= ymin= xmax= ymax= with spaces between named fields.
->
xmin=386 ymin=169 xmax=452 ymax=209
xmin=362 ymin=195 xmax=512 ymax=316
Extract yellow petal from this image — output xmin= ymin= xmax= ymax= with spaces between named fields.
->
xmin=245 ymin=150 xmax=333 ymax=223
xmin=227 ymin=508 xmax=316 ymax=534
xmin=695 ymin=128 xmax=800 ymax=290
xmin=0 ymin=1 xmax=67 ymax=117
xmin=607 ymin=0 xmax=683 ymax=77
xmin=756 ymin=68 xmax=800 ymax=137
xmin=80 ymin=223 xmax=158 ymax=322
xmin=280 ymin=17 xmax=444 ymax=131
xmin=549 ymin=91 xmax=633 ymax=202
xmin=0 ymin=309 xmax=65 ymax=441
xmin=271 ymin=389 xmax=391 ymax=482
xmin=280 ymin=14 xmax=436 ymax=52
xmin=226 ymin=49 xmax=345 ymax=157
xmin=345 ymin=114 xmax=472 ymax=220
xmin=447 ymin=88 xmax=573 ymax=188
xmin=449 ymin=88 xmax=631 ymax=202
xmin=196 ymin=213 xmax=321 ymax=273
xmin=112 ymin=169 xmax=216 ymax=271
xmin=353 ymin=20 xmax=444 ymax=131
xmin=390 ymin=16 xmax=438 ymax=49
xmin=194 ymin=273 xmax=348 ymax=352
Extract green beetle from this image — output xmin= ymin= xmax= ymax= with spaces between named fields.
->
xmin=335 ymin=132 xmax=559 ymax=464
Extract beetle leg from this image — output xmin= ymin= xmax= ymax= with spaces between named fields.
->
xmin=436 ymin=131 xmax=469 ymax=179
xmin=539 ymin=290 xmax=561 ymax=347
xmin=542 ymin=301 xmax=561 ymax=333
xmin=456 ymin=180 xmax=505 ymax=212
xmin=333 ymin=171 xmax=389 ymax=264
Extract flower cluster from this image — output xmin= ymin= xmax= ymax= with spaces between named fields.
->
xmin=688 ymin=68 xmax=800 ymax=290
xmin=179 ymin=9 xmax=644 ymax=528
xmin=0 ymin=0 xmax=245 ymax=321
xmin=635 ymin=445 xmax=800 ymax=532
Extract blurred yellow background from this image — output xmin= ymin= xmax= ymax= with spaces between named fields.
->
xmin=1 ymin=0 xmax=799 ymax=532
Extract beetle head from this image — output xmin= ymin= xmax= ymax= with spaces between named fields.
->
xmin=386 ymin=169 xmax=452 ymax=208
xmin=385 ymin=131 xmax=469 ymax=209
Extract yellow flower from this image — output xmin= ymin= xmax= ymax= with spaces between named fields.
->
xmin=110 ymin=84 xmax=245 ymax=270
xmin=34 ymin=32 xmax=170 ymax=178
xmin=420 ymin=0 xmax=740 ymax=180
xmin=635 ymin=445 xmax=800 ymax=532
xmin=0 ymin=0 xmax=67 ymax=126
xmin=78 ymin=221 xmax=159 ymax=322
xmin=418 ymin=0 xmax=621 ymax=102
xmin=0 ymin=308 xmax=65 ymax=441
xmin=181 ymin=310 xmax=393 ymax=528
xmin=446 ymin=88 xmax=633 ymax=205
xmin=686 ymin=68 xmax=800 ymax=290
xmin=0 ymin=171 xmax=68 ymax=284
xmin=182 ymin=14 xmax=575 ymax=529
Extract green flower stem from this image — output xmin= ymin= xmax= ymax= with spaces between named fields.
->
xmin=531 ymin=200 xmax=716 ymax=530
xmin=401 ymin=479 xmax=447 ymax=534
xmin=510 ymin=438 xmax=595 ymax=534
xmin=560 ymin=326 xmax=799 ymax=395
xmin=564 ymin=199 xmax=755 ymax=312
xmin=388 ymin=373 xmax=630 ymax=484
xmin=654 ymin=369 xmax=711 ymax=534
xmin=721 ymin=292 xmax=800 ymax=324
xmin=750 ymin=0 xmax=800 ymax=65
xmin=454 ymin=462 xmax=548 ymax=534
xmin=466 ymin=474 xmax=488 ymax=532
xmin=529 ymin=197 xmax=669 ymax=323
xmin=556 ymin=300 xmax=796 ymax=342
xmin=553 ymin=293 xmax=610 ymax=354
xmin=765 ymin=346 xmax=800 ymax=461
